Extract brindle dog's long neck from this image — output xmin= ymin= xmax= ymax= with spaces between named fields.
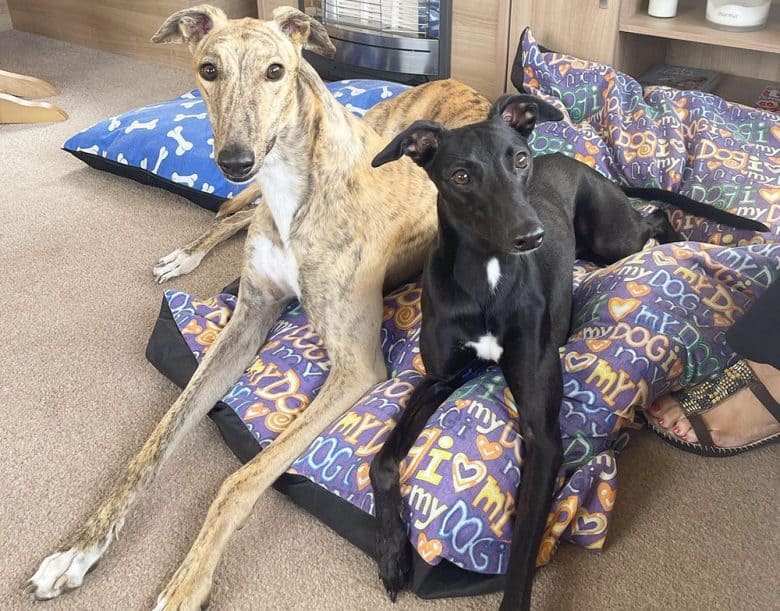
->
xmin=255 ymin=60 xmax=372 ymax=245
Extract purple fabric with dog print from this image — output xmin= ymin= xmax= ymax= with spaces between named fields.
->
xmin=161 ymin=30 xmax=780 ymax=575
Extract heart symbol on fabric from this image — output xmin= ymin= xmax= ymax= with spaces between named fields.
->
xmin=574 ymin=153 xmax=596 ymax=168
xmin=417 ymin=533 xmax=444 ymax=563
xmin=574 ymin=508 xmax=608 ymax=536
xmin=759 ymin=188 xmax=779 ymax=205
xmin=585 ymin=339 xmax=612 ymax=353
xmin=585 ymin=141 xmax=601 ymax=155
xmin=182 ymin=319 xmax=203 ymax=336
xmin=670 ymin=170 xmax=682 ymax=184
xmin=452 ymin=453 xmax=487 ymax=492
xmin=476 ymin=435 xmax=503 ymax=461
xmin=597 ymin=482 xmax=616 ymax=511
xmin=626 ymin=281 xmax=651 ymax=298
xmin=707 ymin=160 xmax=721 ymax=171
xmin=770 ymin=124 xmax=780 ymax=142
xmin=564 ymin=351 xmax=597 ymax=373
xmin=558 ymin=64 xmax=570 ymax=76
xmin=245 ymin=402 xmax=270 ymax=420
xmin=623 ymin=150 xmax=637 ymax=163
xmin=356 ymin=462 xmax=371 ymax=491
xmin=608 ymin=297 xmax=640 ymax=321
xmin=652 ymin=251 xmax=677 ymax=266
xmin=671 ymin=245 xmax=694 ymax=260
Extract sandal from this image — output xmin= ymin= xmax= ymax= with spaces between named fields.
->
xmin=648 ymin=360 xmax=780 ymax=457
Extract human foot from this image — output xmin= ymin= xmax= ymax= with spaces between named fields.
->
xmin=646 ymin=360 xmax=780 ymax=456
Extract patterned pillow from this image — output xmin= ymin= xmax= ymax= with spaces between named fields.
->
xmin=62 ymin=80 xmax=409 ymax=212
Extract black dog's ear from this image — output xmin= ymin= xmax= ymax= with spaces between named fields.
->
xmin=491 ymin=94 xmax=563 ymax=137
xmin=372 ymin=121 xmax=446 ymax=168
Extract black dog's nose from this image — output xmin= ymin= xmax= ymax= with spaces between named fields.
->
xmin=217 ymin=148 xmax=255 ymax=178
xmin=513 ymin=227 xmax=544 ymax=252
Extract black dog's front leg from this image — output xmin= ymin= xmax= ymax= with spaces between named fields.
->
xmin=369 ymin=376 xmax=460 ymax=600
xmin=499 ymin=318 xmax=564 ymax=611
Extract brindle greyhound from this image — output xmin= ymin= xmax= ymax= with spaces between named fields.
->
xmin=27 ymin=6 xmax=490 ymax=609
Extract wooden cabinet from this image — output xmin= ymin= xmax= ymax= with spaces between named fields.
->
xmin=7 ymin=0 xmax=258 ymax=69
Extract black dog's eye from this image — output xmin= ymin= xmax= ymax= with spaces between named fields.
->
xmin=515 ymin=152 xmax=529 ymax=169
xmin=199 ymin=62 xmax=218 ymax=81
xmin=451 ymin=169 xmax=471 ymax=185
xmin=266 ymin=63 xmax=285 ymax=81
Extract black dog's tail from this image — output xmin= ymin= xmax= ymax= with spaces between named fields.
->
xmin=622 ymin=186 xmax=770 ymax=232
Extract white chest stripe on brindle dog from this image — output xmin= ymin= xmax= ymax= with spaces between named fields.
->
xmin=466 ymin=333 xmax=504 ymax=362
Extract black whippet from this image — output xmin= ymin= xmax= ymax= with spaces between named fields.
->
xmin=369 ymin=94 xmax=767 ymax=609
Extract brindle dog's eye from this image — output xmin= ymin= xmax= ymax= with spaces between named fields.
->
xmin=199 ymin=62 xmax=218 ymax=81
xmin=515 ymin=152 xmax=529 ymax=169
xmin=266 ymin=63 xmax=285 ymax=81
xmin=451 ymin=169 xmax=471 ymax=185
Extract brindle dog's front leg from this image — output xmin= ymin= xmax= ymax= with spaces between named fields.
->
xmin=28 ymin=217 xmax=290 ymax=601
xmin=154 ymin=279 xmax=387 ymax=611
xmin=153 ymin=188 xmax=260 ymax=283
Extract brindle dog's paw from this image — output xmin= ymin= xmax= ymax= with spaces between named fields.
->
xmin=26 ymin=545 xmax=105 ymax=600
xmin=153 ymin=249 xmax=205 ymax=283
xmin=154 ymin=562 xmax=213 ymax=611
xmin=376 ymin=515 xmax=412 ymax=602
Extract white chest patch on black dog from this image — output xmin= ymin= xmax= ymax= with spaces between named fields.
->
xmin=466 ymin=333 xmax=504 ymax=362
xmin=486 ymin=257 xmax=501 ymax=292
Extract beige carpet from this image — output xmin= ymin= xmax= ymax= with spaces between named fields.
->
xmin=0 ymin=30 xmax=777 ymax=611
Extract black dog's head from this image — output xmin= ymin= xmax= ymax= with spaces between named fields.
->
xmin=373 ymin=94 xmax=563 ymax=255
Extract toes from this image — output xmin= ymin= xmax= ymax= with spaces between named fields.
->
xmin=376 ymin=519 xmax=411 ymax=601
xmin=672 ymin=416 xmax=692 ymax=440
xmin=28 ymin=545 xmax=105 ymax=600
xmin=647 ymin=396 xmax=686 ymax=433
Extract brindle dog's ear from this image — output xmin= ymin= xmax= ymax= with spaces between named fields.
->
xmin=372 ymin=121 xmax=446 ymax=169
xmin=273 ymin=7 xmax=337 ymax=57
xmin=151 ymin=5 xmax=228 ymax=49
xmin=491 ymin=94 xmax=564 ymax=137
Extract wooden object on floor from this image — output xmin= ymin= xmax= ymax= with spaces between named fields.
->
xmin=0 ymin=0 xmax=11 ymax=32
xmin=0 ymin=68 xmax=59 ymax=98
xmin=0 ymin=92 xmax=68 ymax=123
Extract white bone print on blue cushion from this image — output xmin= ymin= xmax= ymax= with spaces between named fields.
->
xmin=63 ymin=80 xmax=409 ymax=211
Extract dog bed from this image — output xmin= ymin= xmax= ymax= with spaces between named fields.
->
xmin=146 ymin=30 xmax=780 ymax=597
xmin=62 ymin=80 xmax=409 ymax=212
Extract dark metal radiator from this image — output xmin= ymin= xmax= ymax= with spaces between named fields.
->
xmin=300 ymin=0 xmax=452 ymax=85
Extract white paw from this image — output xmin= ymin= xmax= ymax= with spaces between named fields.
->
xmin=152 ymin=594 xmax=168 ymax=611
xmin=27 ymin=542 xmax=107 ymax=600
xmin=153 ymin=249 xmax=205 ymax=283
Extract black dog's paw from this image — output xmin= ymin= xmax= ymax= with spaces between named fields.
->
xmin=376 ymin=515 xmax=412 ymax=602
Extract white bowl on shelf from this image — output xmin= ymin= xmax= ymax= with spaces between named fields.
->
xmin=705 ymin=0 xmax=771 ymax=31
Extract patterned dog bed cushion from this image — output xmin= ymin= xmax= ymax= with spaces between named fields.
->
xmin=62 ymin=80 xmax=409 ymax=212
xmin=146 ymin=31 xmax=780 ymax=598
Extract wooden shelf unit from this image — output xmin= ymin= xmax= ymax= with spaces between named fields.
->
xmin=620 ymin=0 xmax=780 ymax=54
xmin=614 ymin=0 xmax=780 ymax=107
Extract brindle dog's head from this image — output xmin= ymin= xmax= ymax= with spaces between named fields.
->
xmin=153 ymin=5 xmax=335 ymax=182
xmin=372 ymin=95 xmax=563 ymax=255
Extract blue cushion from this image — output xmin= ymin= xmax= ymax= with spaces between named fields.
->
xmin=63 ymin=79 xmax=409 ymax=212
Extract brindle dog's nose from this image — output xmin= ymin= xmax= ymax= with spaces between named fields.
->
xmin=513 ymin=227 xmax=544 ymax=252
xmin=217 ymin=148 xmax=255 ymax=179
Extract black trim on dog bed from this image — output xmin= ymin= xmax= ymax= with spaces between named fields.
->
xmin=144 ymin=280 xmax=507 ymax=599
xmin=65 ymin=150 xmax=226 ymax=213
